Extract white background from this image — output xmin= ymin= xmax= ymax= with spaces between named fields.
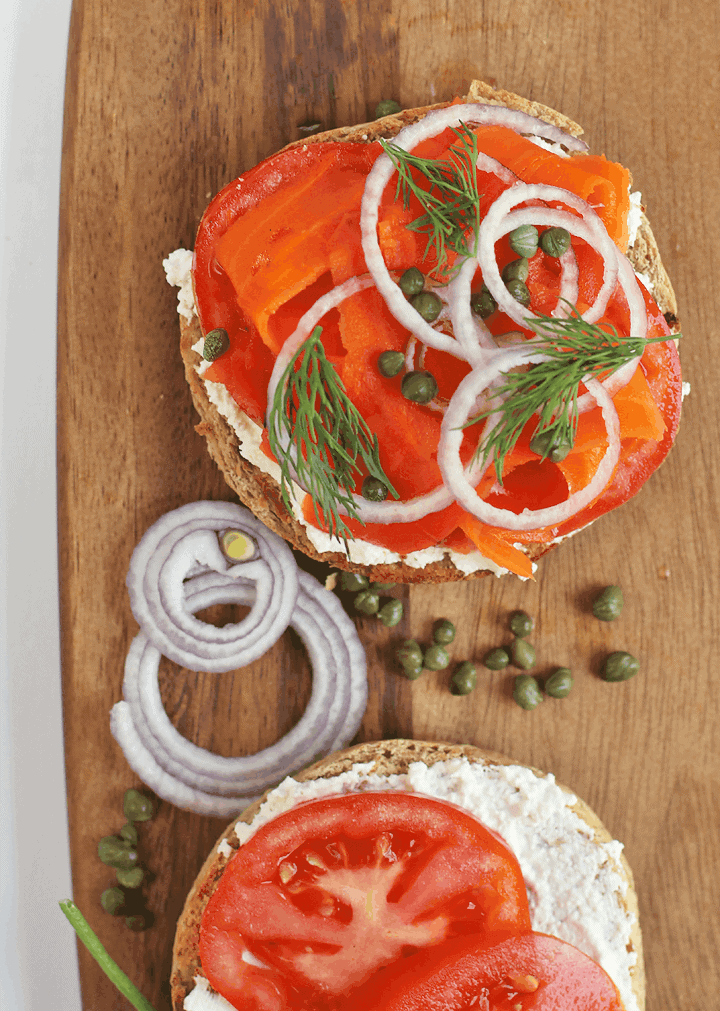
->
xmin=1 ymin=0 xmax=82 ymax=1007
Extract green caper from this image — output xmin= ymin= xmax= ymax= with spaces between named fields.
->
xmin=423 ymin=644 xmax=450 ymax=671
xmin=540 ymin=227 xmax=571 ymax=258
xmin=433 ymin=619 xmax=456 ymax=645
xmin=398 ymin=267 xmax=425 ymax=296
xmin=501 ymin=258 xmax=529 ymax=283
xmin=401 ymin=370 xmax=438 ymax=404
xmin=123 ymin=789 xmax=154 ymax=823
xmin=379 ymin=599 xmax=403 ymax=628
xmin=484 ymin=647 xmax=510 ymax=670
xmin=545 ymin=668 xmax=574 ymax=698
xmin=98 ymin=836 xmax=139 ymax=870
xmin=100 ymin=887 xmax=125 ymax=915
xmin=340 ymin=571 xmax=369 ymax=592
xmin=402 ymin=659 xmax=424 ymax=680
xmin=377 ymin=350 xmax=405 ymax=377
xmin=116 ymin=866 xmax=145 ymax=889
xmin=125 ymin=915 xmax=147 ymax=932
xmin=397 ymin=639 xmax=423 ymax=667
xmin=202 ymin=328 xmax=230 ymax=362
xmin=370 ymin=582 xmax=396 ymax=592
xmin=505 ymin=278 xmax=531 ymax=306
xmin=451 ymin=662 xmax=477 ymax=696
xmin=362 ymin=476 xmax=388 ymax=502
xmin=509 ymin=610 xmax=534 ymax=638
xmin=592 ymin=585 xmax=624 ymax=622
xmin=410 ymin=291 xmax=443 ymax=322
xmin=602 ymin=652 xmax=639 ymax=682
xmin=529 ymin=428 xmax=573 ymax=463
xmin=510 ymin=638 xmax=536 ymax=670
xmin=354 ymin=590 xmax=380 ymax=615
xmin=513 ymin=675 xmax=543 ymax=710
xmin=509 ymin=224 xmax=539 ymax=258
xmin=119 ymin=823 xmax=138 ymax=846
xmin=375 ymin=99 xmax=401 ymax=119
xmin=470 ymin=285 xmax=497 ymax=319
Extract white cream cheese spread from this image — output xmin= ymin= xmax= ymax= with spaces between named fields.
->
xmin=184 ymin=758 xmax=638 ymax=1011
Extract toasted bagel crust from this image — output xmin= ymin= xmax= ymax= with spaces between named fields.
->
xmin=179 ymin=81 xmax=678 ymax=582
xmin=170 ymin=739 xmax=644 ymax=1011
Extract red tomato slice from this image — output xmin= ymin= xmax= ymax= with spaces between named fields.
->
xmin=341 ymin=932 xmax=625 ymax=1011
xmin=200 ymin=793 xmax=531 ymax=1006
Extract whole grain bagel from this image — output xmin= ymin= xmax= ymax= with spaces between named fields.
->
xmin=170 ymin=739 xmax=644 ymax=1011
xmin=175 ymin=80 xmax=679 ymax=584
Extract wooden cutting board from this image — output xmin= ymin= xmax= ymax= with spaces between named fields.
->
xmin=57 ymin=1 xmax=720 ymax=1008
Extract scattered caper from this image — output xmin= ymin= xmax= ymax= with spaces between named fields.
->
xmin=410 ymin=290 xmax=443 ymax=322
xmin=484 ymin=647 xmax=510 ymax=670
xmin=501 ymin=258 xmax=529 ymax=283
xmin=202 ymin=328 xmax=230 ymax=362
xmin=377 ymin=350 xmax=405 ymax=377
xmin=100 ymin=887 xmax=125 ymax=915
xmin=379 ymin=599 xmax=403 ymax=628
xmin=340 ymin=571 xmax=369 ymax=592
xmin=510 ymin=638 xmax=536 ymax=670
xmin=119 ymin=823 xmax=138 ymax=846
xmin=116 ymin=867 xmax=145 ymax=889
xmin=545 ymin=668 xmax=574 ymax=698
xmin=98 ymin=836 xmax=139 ymax=870
xmin=401 ymin=370 xmax=439 ymax=405
xmin=529 ymin=429 xmax=573 ymax=463
xmin=362 ymin=476 xmax=388 ymax=502
xmin=423 ymin=644 xmax=450 ymax=671
xmin=513 ymin=675 xmax=543 ymax=710
xmin=354 ymin=590 xmax=380 ymax=615
xmin=509 ymin=224 xmax=539 ymax=258
xmin=125 ymin=915 xmax=147 ymax=932
xmin=593 ymin=585 xmax=624 ymax=621
xmin=540 ymin=227 xmax=571 ymax=258
xmin=123 ymin=789 xmax=153 ymax=823
xmin=397 ymin=639 xmax=423 ymax=667
xmin=509 ymin=610 xmax=534 ymax=638
xmin=433 ymin=619 xmax=456 ymax=645
xmin=505 ymin=278 xmax=531 ymax=307
xmin=398 ymin=267 xmax=425 ymax=296
xmin=602 ymin=652 xmax=639 ymax=682
xmin=370 ymin=582 xmax=396 ymax=592
xmin=451 ymin=662 xmax=477 ymax=696
xmin=375 ymin=99 xmax=401 ymax=119
xmin=402 ymin=659 xmax=424 ymax=680
xmin=470 ymin=285 xmax=497 ymax=319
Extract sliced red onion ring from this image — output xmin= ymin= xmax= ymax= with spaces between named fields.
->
xmin=126 ymin=502 xmax=299 ymax=673
xmin=438 ymin=346 xmax=621 ymax=531
xmin=111 ymin=567 xmax=368 ymax=814
xmin=360 ymin=104 xmax=587 ymax=357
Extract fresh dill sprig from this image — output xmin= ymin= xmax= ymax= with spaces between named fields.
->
xmin=467 ymin=304 xmax=678 ymax=482
xmin=381 ymin=123 xmax=482 ymax=275
xmin=267 ymin=326 xmax=398 ymax=546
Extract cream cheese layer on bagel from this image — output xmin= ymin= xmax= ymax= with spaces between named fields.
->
xmin=167 ymin=79 xmax=680 ymax=583
xmin=171 ymin=741 xmax=644 ymax=1011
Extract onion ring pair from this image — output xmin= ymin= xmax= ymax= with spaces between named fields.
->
xmin=111 ymin=502 xmax=368 ymax=815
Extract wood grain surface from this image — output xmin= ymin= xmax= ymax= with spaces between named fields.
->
xmin=57 ymin=1 xmax=720 ymax=1009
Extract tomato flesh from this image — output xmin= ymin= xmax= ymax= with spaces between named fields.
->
xmin=341 ymin=931 xmax=625 ymax=1011
xmin=200 ymin=793 xmax=531 ymax=1006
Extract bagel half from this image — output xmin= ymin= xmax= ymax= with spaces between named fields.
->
xmin=170 ymin=739 xmax=644 ymax=1011
xmin=172 ymin=80 xmax=679 ymax=584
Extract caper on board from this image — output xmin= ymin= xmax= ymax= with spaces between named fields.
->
xmin=375 ymin=99 xmax=401 ymax=119
xmin=398 ymin=267 xmax=425 ymax=296
xmin=371 ymin=582 xmax=396 ymax=592
xmin=513 ymin=675 xmax=543 ymax=710
xmin=402 ymin=660 xmax=424 ymax=680
xmin=340 ymin=571 xmax=369 ymax=592
xmin=484 ymin=647 xmax=510 ymax=670
xmin=510 ymin=638 xmax=536 ymax=670
xmin=377 ymin=350 xmax=405 ymax=377
xmin=433 ymin=619 xmax=456 ymax=645
xmin=402 ymin=370 xmax=438 ymax=404
xmin=378 ymin=599 xmax=403 ymax=628
xmin=509 ymin=610 xmax=534 ymax=638
xmin=397 ymin=639 xmax=423 ymax=667
xmin=119 ymin=823 xmax=138 ymax=845
xmin=411 ymin=290 xmax=443 ymax=323
xmin=116 ymin=867 xmax=144 ymax=889
xmin=123 ymin=789 xmax=153 ymax=823
xmin=593 ymin=585 xmax=624 ymax=621
xmin=509 ymin=224 xmax=539 ymax=258
xmin=354 ymin=590 xmax=380 ymax=615
xmin=451 ymin=662 xmax=477 ymax=696
xmin=602 ymin=652 xmax=639 ymax=682
xmin=361 ymin=476 xmax=388 ymax=502
xmin=98 ymin=836 xmax=138 ymax=870
xmin=100 ymin=887 xmax=125 ymax=915
xmin=540 ymin=227 xmax=571 ymax=258
xmin=545 ymin=668 xmax=574 ymax=698
xmin=423 ymin=644 xmax=450 ymax=671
